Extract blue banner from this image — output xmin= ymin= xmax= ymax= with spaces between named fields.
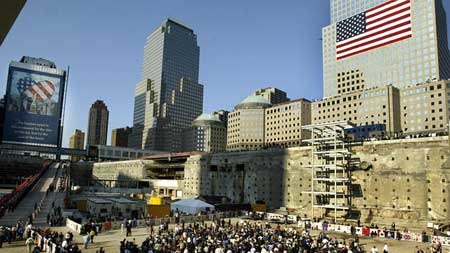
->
xmin=3 ymin=66 xmax=65 ymax=146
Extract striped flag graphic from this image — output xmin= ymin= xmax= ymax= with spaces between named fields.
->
xmin=336 ymin=0 xmax=412 ymax=60
xmin=23 ymin=80 xmax=56 ymax=102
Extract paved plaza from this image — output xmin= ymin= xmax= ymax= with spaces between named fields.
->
xmin=0 ymin=220 xmax=445 ymax=253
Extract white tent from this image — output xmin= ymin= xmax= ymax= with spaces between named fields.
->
xmin=170 ymin=199 xmax=215 ymax=215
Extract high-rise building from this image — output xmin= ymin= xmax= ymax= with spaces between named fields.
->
xmin=87 ymin=100 xmax=109 ymax=147
xmin=111 ymin=126 xmax=132 ymax=147
xmin=311 ymin=80 xmax=450 ymax=136
xmin=254 ymin=87 xmax=289 ymax=105
xmin=265 ymin=99 xmax=311 ymax=148
xmin=69 ymin=129 xmax=85 ymax=161
xmin=132 ymin=19 xmax=203 ymax=152
xmin=323 ymin=0 xmax=450 ymax=97
xmin=330 ymin=0 xmax=383 ymax=24
xmin=312 ymin=85 xmax=401 ymax=136
xmin=182 ymin=113 xmax=227 ymax=153
xmin=227 ymin=95 xmax=271 ymax=151
xmin=227 ymin=93 xmax=312 ymax=151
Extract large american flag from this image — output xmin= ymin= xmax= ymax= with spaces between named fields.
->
xmin=336 ymin=0 xmax=412 ymax=60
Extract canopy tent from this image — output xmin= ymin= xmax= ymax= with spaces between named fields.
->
xmin=170 ymin=199 xmax=214 ymax=215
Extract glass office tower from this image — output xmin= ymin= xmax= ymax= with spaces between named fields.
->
xmin=330 ymin=0 xmax=384 ymax=23
xmin=323 ymin=0 xmax=450 ymax=97
xmin=131 ymin=19 xmax=203 ymax=151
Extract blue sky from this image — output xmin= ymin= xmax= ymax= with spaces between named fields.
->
xmin=1 ymin=0 xmax=450 ymax=148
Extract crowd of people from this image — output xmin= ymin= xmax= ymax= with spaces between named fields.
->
xmin=0 ymin=221 xmax=31 ymax=248
xmin=120 ymin=219 xmax=364 ymax=253
xmin=35 ymin=229 xmax=81 ymax=253
xmin=47 ymin=202 xmax=65 ymax=227
xmin=0 ymin=222 xmax=80 ymax=253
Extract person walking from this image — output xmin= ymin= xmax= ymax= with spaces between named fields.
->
xmin=89 ymin=229 xmax=95 ymax=243
xmin=383 ymin=243 xmax=389 ymax=253
xmin=371 ymin=245 xmax=379 ymax=253
xmin=25 ymin=237 xmax=34 ymax=253
xmin=83 ymin=233 xmax=90 ymax=249
xmin=0 ymin=227 xmax=5 ymax=248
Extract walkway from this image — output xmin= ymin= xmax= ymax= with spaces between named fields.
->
xmin=33 ymin=166 xmax=66 ymax=227
xmin=0 ymin=162 xmax=60 ymax=226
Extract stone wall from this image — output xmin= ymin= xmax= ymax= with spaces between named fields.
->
xmin=184 ymin=136 xmax=450 ymax=225
xmin=92 ymin=160 xmax=152 ymax=186
xmin=87 ymin=136 xmax=450 ymax=225
xmin=351 ymin=137 xmax=450 ymax=225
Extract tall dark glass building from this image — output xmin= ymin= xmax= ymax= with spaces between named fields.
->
xmin=130 ymin=19 xmax=203 ymax=151
xmin=87 ymin=100 xmax=109 ymax=147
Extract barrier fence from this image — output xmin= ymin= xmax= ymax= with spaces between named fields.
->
xmin=66 ymin=211 xmax=236 ymax=234
xmin=32 ymin=230 xmax=58 ymax=253
xmin=0 ymin=166 xmax=48 ymax=219
xmin=309 ymin=221 xmax=450 ymax=247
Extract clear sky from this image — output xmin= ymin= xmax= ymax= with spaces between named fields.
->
xmin=1 ymin=0 xmax=450 ymax=148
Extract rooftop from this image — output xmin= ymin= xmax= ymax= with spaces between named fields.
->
xmin=165 ymin=18 xmax=194 ymax=32
xmin=194 ymin=113 xmax=221 ymax=122
xmin=235 ymin=94 xmax=271 ymax=109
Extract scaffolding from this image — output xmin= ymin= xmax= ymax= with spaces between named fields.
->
xmin=302 ymin=121 xmax=355 ymax=223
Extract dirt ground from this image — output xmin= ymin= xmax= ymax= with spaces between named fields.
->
xmin=1 ymin=220 xmax=448 ymax=253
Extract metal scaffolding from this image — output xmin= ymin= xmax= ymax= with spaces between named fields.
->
xmin=302 ymin=121 xmax=355 ymax=223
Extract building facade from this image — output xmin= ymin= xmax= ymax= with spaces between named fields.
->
xmin=87 ymin=100 xmax=109 ymax=147
xmin=213 ymin=110 xmax=229 ymax=128
xmin=312 ymin=85 xmax=401 ymax=136
xmin=183 ymin=113 xmax=227 ymax=153
xmin=69 ymin=129 xmax=85 ymax=161
xmin=254 ymin=87 xmax=289 ymax=105
xmin=312 ymin=80 xmax=450 ymax=137
xmin=323 ymin=0 xmax=450 ymax=97
xmin=400 ymin=79 xmax=450 ymax=134
xmin=111 ymin=127 xmax=132 ymax=147
xmin=265 ymin=99 xmax=311 ymax=148
xmin=132 ymin=19 xmax=203 ymax=152
xmin=227 ymin=95 xmax=271 ymax=151
xmin=69 ymin=129 xmax=85 ymax=150
xmin=330 ymin=0 xmax=383 ymax=24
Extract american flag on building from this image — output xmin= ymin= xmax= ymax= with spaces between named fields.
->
xmin=336 ymin=0 xmax=412 ymax=60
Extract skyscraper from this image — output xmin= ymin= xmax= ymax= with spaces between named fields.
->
xmin=131 ymin=19 xmax=203 ymax=151
xmin=69 ymin=129 xmax=84 ymax=161
xmin=87 ymin=100 xmax=109 ymax=147
xmin=111 ymin=126 xmax=132 ymax=147
xmin=182 ymin=113 xmax=227 ymax=153
xmin=330 ymin=0 xmax=383 ymax=23
xmin=323 ymin=0 xmax=450 ymax=97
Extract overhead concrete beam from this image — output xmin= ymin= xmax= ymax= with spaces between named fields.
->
xmin=0 ymin=0 xmax=27 ymax=46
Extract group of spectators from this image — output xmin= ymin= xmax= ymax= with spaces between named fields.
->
xmin=120 ymin=219 xmax=363 ymax=253
xmin=47 ymin=203 xmax=64 ymax=227
xmin=0 ymin=221 xmax=32 ymax=248
xmin=1 ymin=223 xmax=84 ymax=253
xmin=23 ymin=228 xmax=82 ymax=253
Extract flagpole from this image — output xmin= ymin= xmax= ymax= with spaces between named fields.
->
xmin=58 ymin=65 xmax=69 ymax=160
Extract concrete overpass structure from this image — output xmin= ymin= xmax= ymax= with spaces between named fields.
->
xmin=0 ymin=0 xmax=27 ymax=46
xmin=0 ymin=143 xmax=86 ymax=157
